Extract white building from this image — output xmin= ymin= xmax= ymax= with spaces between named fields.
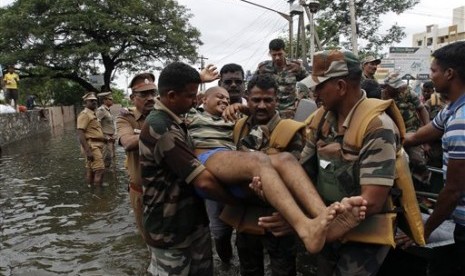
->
xmin=412 ymin=6 xmax=465 ymax=50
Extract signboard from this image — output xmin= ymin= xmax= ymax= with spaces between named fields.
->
xmin=388 ymin=47 xmax=432 ymax=81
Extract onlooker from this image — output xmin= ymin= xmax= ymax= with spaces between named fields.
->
xmin=382 ymin=72 xmax=431 ymax=189
xmin=255 ymin=38 xmax=309 ymax=119
xmin=422 ymin=81 xmax=448 ymax=168
xmin=423 ymin=81 xmax=448 ymax=120
xmin=76 ymin=92 xmax=106 ymax=186
xmin=26 ymin=94 xmax=37 ymax=110
xmin=116 ymin=72 xmax=157 ymax=273
xmin=300 ymin=49 xmax=400 ymax=275
xmin=96 ymin=91 xmax=116 ymax=168
xmin=361 ymin=55 xmax=381 ymax=80
xmin=3 ymin=65 xmax=20 ymax=109
xmin=403 ymin=40 xmax=465 ymax=276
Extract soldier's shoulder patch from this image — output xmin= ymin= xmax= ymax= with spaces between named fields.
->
xmin=146 ymin=110 xmax=171 ymax=134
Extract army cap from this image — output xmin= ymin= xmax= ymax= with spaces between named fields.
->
xmin=129 ymin=73 xmax=156 ymax=93
xmin=97 ymin=91 xmax=113 ymax=99
xmin=362 ymin=55 xmax=381 ymax=65
xmin=300 ymin=49 xmax=360 ymax=89
xmin=82 ymin=92 xmax=97 ymax=101
xmin=384 ymin=72 xmax=406 ymax=89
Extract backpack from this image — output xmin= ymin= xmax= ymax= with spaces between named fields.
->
xmin=307 ymin=98 xmax=426 ymax=247
xmin=233 ymin=116 xmax=306 ymax=154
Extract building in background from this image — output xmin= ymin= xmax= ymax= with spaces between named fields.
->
xmin=412 ymin=6 xmax=465 ymax=50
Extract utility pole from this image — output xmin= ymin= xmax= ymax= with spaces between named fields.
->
xmin=303 ymin=0 xmax=320 ymax=65
xmin=199 ymin=55 xmax=208 ymax=91
xmin=348 ymin=0 xmax=358 ymax=55
xmin=239 ymin=0 xmax=293 ymax=56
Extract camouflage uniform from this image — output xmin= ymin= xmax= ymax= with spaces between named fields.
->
xmin=139 ymin=100 xmax=212 ymax=276
xmin=301 ymin=94 xmax=399 ymax=276
xmin=235 ymin=111 xmax=302 ymax=276
xmin=255 ymin=60 xmax=308 ymax=119
xmin=390 ymin=86 xmax=431 ymax=188
xmin=424 ymin=93 xmax=448 ymax=168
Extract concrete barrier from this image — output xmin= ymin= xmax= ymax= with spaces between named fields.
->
xmin=0 ymin=106 xmax=75 ymax=146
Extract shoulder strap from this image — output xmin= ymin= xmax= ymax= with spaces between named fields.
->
xmin=344 ymin=98 xmax=406 ymax=150
xmin=269 ymin=119 xmax=306 ymax=151
xmin=233 ymin=117 xmax=249 ymax=145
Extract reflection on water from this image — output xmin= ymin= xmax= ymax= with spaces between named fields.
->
xmin=0 ymin=124 xmax=148 ymax=275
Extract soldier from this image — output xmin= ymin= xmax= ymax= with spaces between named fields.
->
xmin=361 ymin=55 xmax=381 ymax=80
xmin=300 ymin=49 xmax=400 ymax=275
xmin=76 ymin=92 xmax=106 ymax=186
xmin=382 ymin=72 xmax=431 ymax=189
xmin=255 ymin=38 xmax=309 ymax=119
xmin=96 ymin=91 xmax=116 ymax=168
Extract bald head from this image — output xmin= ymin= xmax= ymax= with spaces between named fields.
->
xmin=203 ymin=86 xmax=230 ymax=116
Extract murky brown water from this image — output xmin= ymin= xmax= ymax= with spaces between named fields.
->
xmin=0 ymin=124 xmax=321 ymax=276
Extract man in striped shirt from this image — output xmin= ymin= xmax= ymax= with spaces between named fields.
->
xmin=403 ymin=41 xmax=465 ymax=274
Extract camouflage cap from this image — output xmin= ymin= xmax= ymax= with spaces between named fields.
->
xmin=300 ymin=49 xmax=360 ymax=89
xmin=82 ymin=92 xmax=97 ymax=101
xmin=362 ymin=55 xmax=381 ymax=65
xmin=384 ymin=72 xmax=406 ymax=89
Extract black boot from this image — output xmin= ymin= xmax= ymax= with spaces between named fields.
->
xmin=214 ymin=234 xmax=232 ymax=263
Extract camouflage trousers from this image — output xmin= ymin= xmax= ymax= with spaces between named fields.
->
xmin=317 ymin=242 xmax=390 ymax=276
xmin=406 ymin=145 xmax=431 ymax=190
xmin=147 ymin=229 xmax=213 ymax=276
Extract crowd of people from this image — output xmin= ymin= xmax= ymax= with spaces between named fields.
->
xmin=75 ymin=39 xmax=465 ymax=276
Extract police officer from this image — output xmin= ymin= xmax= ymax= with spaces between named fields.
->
xmin=96 ymin=91 xmax=116 ymax=168
xmin=77 ymin=92 xmax=106 ymax=186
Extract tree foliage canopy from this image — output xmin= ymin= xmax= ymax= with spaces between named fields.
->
xmin=0 ymin=0 xmax=202 ymax=92
xmin=314 ymin=0 xmax=420 ymax=56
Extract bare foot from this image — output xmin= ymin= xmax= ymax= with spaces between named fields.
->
xmin=326 ymin=196 xmax=367 ymax=241
xmin=298 ymin=202 xmax=344 ymax=253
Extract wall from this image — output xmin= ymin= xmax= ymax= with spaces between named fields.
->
xmin=0 ymin=106 xmax=75 ymax=146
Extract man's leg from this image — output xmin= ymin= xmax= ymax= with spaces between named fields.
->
xmin=205 ymin=199 xmax=233 ymax=263
xmin=206 ymin=150 xmax=341 ymax=253
xmin=263 ymin=232 xmax=297 ymax=276
xmin=89 ymin=144 xmax=105 ymax=185
xmin=236 ymin=232 xmax=265 ymax=276
xmin=268 ymin=153 xmax=367 ymax=241
xmin=85 ymin=168 xmax=94 ymax=185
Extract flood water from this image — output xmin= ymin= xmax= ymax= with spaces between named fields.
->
xmin=0 ymin=124 xmax=252 ymax=276
xmin=0 ymin=125 xmax=150 ymax=275
xmin=0 ymin=124 xmax=325 ymax=276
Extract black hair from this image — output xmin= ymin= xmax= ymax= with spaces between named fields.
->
xmin=247 ymin=74 xmax=278 ymax=94
xmin=361 ymin=79 xmax=381 ymax=99
xmin=422 ymin=81 xmax=434 ymax=90
xmin=220 ymin=63 xmax=244 ymax=79
xmin=269 ymin=38 xmax=285 ymax=51
xmin=158 ymin=62 xmax=201 ymax=96
xmin=431 ymin=41 xmax=465 ymax=83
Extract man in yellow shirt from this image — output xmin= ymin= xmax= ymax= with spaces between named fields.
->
xmin=3 ymin=65 xmax=20 ymax=109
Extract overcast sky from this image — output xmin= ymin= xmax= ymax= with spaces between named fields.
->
xmin=1 ymin=0 xmax=463 ymax=90
xmin=178 ymin=0 xmax=464 ymax=74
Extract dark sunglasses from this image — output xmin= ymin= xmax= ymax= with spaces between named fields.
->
xmin=222 ymin=79 xmax=244 ymax=85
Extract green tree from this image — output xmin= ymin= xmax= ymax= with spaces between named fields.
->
xmin=0 ymin=0 xmax=201 ymax=92
xmin=314 ymin=0 xmax=419 ymax=56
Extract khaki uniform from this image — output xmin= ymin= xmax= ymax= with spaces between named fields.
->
xmin=77 ymin=107 xmax=105 ymax=170
xmin=116 ymin=107 xmax=155 ymax=245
